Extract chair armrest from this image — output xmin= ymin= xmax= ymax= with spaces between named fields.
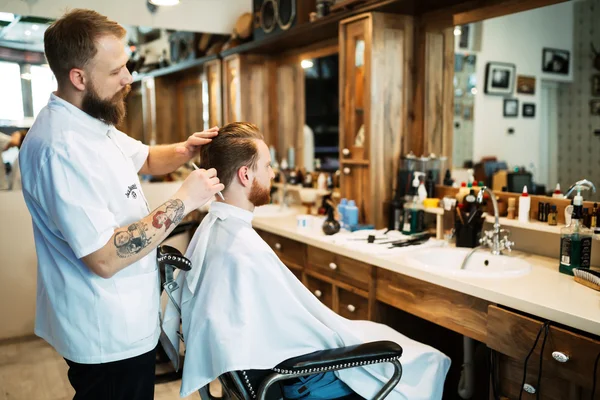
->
xmin=272 ymin=340 xmax=402 ymax=375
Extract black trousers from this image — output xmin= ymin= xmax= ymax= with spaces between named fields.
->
xmin=64 ymin=346 xmax=157 ymax=400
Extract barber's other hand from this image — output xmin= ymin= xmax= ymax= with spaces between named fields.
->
xmin=177 ymin=168 xmax=224 ymax=211
xmin=175 ymin=126 xmax=219 ymax=157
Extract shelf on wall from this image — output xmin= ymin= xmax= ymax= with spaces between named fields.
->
xmin=131 ymin=54 xmax=219 ymax=83
xmin=219 ymin=0 xmax=415 ymax=58
xmin=485 ymin=215 xmax=564 ymax=235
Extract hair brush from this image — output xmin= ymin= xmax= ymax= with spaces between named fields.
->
xmin=573 ymin=268 xmax=600 ymax=292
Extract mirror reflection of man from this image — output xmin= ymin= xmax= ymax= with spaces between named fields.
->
xmin=18 ymin=9 xmax=224 ymax=400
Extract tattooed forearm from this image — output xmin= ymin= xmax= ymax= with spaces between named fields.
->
xmin=114 ymin=222 xmax=153 ymax=258
xmin=151 ymin=199 xmax=185 ymax=230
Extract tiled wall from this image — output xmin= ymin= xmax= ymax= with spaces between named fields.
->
xmin=557 ymin=0 xmax=600 ymax=201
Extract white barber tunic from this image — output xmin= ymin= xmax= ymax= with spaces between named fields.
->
xmin=20 ymin=93 xmax=160 ymax=364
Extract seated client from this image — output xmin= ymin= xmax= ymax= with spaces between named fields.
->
xmin=160 ymin=122 xmax=450 ymax=400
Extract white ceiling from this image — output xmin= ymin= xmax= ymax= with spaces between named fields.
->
xmin=0 ymin=0 xmax=251 ymax=34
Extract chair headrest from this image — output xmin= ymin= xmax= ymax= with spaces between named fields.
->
xmin=157 ymin=245 xmax=192 ymax=271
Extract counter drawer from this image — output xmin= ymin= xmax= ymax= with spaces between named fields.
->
xmin=338 ymin=288 xmax=369 ymax=321
xmin=305 ymin=275 xmax=333 ymax=310
xmin=257 ymin=229 xmax=306 ymax=268
xmin=306 ymin=246 xmax=372 ymax=291
xmin=487 ymin=305 xmax=600 ymax=391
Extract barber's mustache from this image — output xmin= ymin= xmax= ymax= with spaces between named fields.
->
xmin=113 ymin=84 xmax=131 ymax=101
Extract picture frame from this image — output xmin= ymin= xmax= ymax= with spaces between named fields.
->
xmin=592 ymin=75 xmax=600 ymax=97
xmin=503 ymin=98 xmax=519 ymax=117
xmin=484 ymin=62 xmax=516 ymax=96
xmin=542 ymin=48 xmax=570 ymax=75
xmin=591 ymin=100 xmax=600 ymax=116
xmin=523 ymin=103 xmax=536 ymax=118
xmin=517 ymin=75 xmax=536 ymax=95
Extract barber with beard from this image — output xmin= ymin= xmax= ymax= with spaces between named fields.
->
xmin=18 ymin=9 xmax=225 ymax=400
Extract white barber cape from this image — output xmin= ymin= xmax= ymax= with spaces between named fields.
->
xmin=160 ymin=202 xmax=450 ymax=399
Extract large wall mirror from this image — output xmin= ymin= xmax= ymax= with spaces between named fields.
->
xmin=451 ymin=0 xmax=600 ymax=201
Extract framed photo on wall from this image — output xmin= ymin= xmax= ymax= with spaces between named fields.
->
xmin=517 ymin=75 xmax=536 ymax=95
xmin=591 ymin=100 xmax=600 ymax=116
xmin=593 ymin=75 xmax=600 ymax=97
xmin=504 ymin=98 xmax=519 ymax=117
xmin=542 ymin=48 xmax=570 ymax=75
xmin=484 ymin=62 xmax=516 ymax=95
xmin=523 ymin=103 xmax=536 ymax=118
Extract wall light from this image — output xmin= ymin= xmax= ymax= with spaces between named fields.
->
xmin=301 ymin=59 xmax=314 ymax=69
xmin=149 ymin=0 xmax=180 ymax=6
xmin=453 ymin=27 xmax=462 ymax=36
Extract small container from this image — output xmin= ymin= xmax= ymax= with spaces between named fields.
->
xmin=548 ymin=205 xmax=558 ymax=226
xmin=538 ymin=202 xmax=546 ymax=222
xmin=518 ymin=186 xmax=531 ymax=223
xmin=507 ymin=198 xmax=516 ymax=220
xmin=345 ymin=200 xmax=359 ymax=227
xmin=322 ymin=206 xmax=340 ymax=235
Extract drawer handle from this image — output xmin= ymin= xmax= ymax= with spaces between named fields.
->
xmin=347 ymin=304 xmax=356 ymax=313
xmin=551 ymin=351 xmax=569 ymax=363
xmin=523 ymin=383 xmax=536 ymax=394
xmin=314 ymin=290 xmax=322 ymax=298
xmin=275 ymin=243 xmax=282 ymax=250
xmin=342 ymin=148 xmax=350 ymax=156
xmin=343 ymin=167 xmax=351 ymax=175
xmin=329 ymin=262 xmax=338 ymax=270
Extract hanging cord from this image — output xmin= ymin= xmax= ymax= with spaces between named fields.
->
xmin=535 ymin=323 xmax=550 ymax=400
xmin=519 ymin=321 xmax=550 ymax=400
xmin=592 ymin=351 xmax=600 ymax=400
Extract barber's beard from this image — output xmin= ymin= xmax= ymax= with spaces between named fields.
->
xmin=81 ymin=83 xmax=131 ymax=126
xmin=248 ymin=179 xmax=271 ymax=207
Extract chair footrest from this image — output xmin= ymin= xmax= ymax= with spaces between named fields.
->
xmin=273 ymin=340 xmax=402 ymax=375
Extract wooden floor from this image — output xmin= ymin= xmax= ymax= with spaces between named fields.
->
xmin=0 ymin=337 xmax=196 ymax=400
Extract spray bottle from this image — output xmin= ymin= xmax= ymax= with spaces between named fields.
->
xmin=559 ymin=179 xmax=596 ymax=275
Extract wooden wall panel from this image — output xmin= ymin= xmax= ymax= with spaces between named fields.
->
xmin=120 ymin=84 xmax=144 ymax=143
xmin=222 ymin=55 xmax=242 ymax=124
xmin=423 ymin=27 xmax=454 ymax=167
xmin=204 ymin=59 xmax=223 ymax=128
xmin=275 ymin=63 xmax=303 ymax=165
xmin=154 ymin=76 xmax=179 ymax=145
xmin=176 ymin=74 xmax=203 ymax=144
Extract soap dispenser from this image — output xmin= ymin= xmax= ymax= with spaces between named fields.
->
xmin=559 ymin=179 xmax=596 ymax=275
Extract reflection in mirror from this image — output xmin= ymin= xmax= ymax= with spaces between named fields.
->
xmin=450 ymin=1 xmax=599 ymax=201
xmin=303 ymin=53 xmax=339 ymax=173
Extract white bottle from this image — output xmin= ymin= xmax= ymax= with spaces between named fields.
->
xmin=518 ymin=185 xmax=531 ymax=223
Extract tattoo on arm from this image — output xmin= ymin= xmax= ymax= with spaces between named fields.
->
xmin=113 ymin=199 xmax=185 ymax=259
xmin=114 ymin=222 xmax=153 ymax=258
xmin=151 ymin=199 xmax=185 ymax=230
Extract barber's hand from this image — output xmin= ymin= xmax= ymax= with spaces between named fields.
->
xmin=177 ymin=168 xmax=224 ymax=211
xmin=175 ymin=126 xmax=219 ymax=157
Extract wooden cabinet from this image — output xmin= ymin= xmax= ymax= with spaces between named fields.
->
xmin=487 ymin=305 xmax=600 ymax=397
xmin=338 ymin=288 xmax=369 ymax=320
xmin=338 ymin=13 xmax=414 ymax=228
xmin=306 ymin=274 xmax=334 ymax=310
xmin=222 ymin=54 xmax=272 ymax=139
xmin=256 ymin=229 xmax=306 ymax=269
xmin=306 ymin=246 xmax=372 ymax=291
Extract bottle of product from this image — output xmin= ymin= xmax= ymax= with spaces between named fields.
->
xmin=456 ymin=182 xmax=469 ymax=204
xmin=337 ymin=198 xmax=348 ymax=229
xmin=425 ymin=170 xmax=435 ymax=198
xmin=538 ymin=202 xmax=546 ymax=222
xmin=552 ymin=183 xmax=564 ymax=198
xmin=303 ymin=172 xmax=313 ymax=188
xmin=548 ymin=205 xmax=558 ymax=226
xmin=443 ymin=169 xmax=454 ymax=186
xmin=388 ymin=192 xmax=404 ymax=232
xmin=317 ymin=173 xmax=327 ymax=191
xmin=507 ymin=198 xmax=516 ymax=220
xmin=583 ymin=208 xmax=591 ymax=229
xmin=345 ymin=200 xmax=359 ymax=227
xmin=591 ymin=203 xmax=598 ymax=230
xmin=518 ymin=186 xmax=531 ymax=223
xmin=559 ymin=186 xmax=593 ymax=275
xmin=322 ymin=206 xmax=341 ymax=235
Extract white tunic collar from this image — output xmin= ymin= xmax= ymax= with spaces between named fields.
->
xmin=209 ymin=201 xmax=254 ymax=224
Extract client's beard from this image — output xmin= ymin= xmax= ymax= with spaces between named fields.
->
xmin=82 ymin=83 xmax=131 ymax=126
xmin=248 ymin=179 xmax=271 ymax=207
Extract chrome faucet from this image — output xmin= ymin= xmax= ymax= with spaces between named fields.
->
xmin=460 ymin=186 xmax=513 ymax=270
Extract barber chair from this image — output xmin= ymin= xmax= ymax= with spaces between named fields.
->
xmin=155 ymin=221 xmax=198 ymax=384
xmin=158 ymin=246 xmax=404 ymax=400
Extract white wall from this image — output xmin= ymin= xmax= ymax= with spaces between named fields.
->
xmin=0 ymin=0 xmax=251 ymax=34
xmin=469 ymin=2 xmax=574 ymax=183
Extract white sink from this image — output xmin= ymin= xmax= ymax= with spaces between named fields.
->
xmin=254 ymin=204 xmax=297 ymax=218
xmin=404 ymin=247 xmax=532 ymax=278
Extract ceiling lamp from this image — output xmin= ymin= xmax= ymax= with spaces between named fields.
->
xmin=149 ymin=0 xmax=180 ymax=6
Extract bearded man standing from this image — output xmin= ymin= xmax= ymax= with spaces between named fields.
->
xmin=18 ymin=9 xmax=224 ymax=400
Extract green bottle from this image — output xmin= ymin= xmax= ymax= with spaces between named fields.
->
xmin=559 ymin=186 xmax=593 ymax=275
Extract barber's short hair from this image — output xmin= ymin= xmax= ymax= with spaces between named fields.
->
xmin=199 ymin=122 xmax=265 ymax=189
xmin=44 ymin=9 xmax=126 ymax=86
